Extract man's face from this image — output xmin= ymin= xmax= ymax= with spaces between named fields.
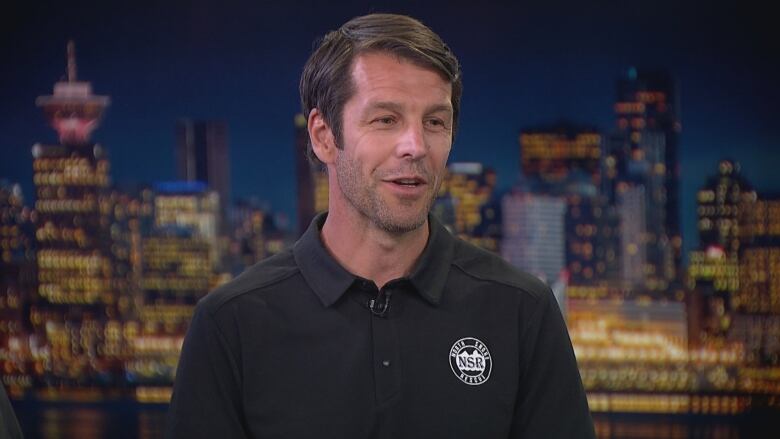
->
xmin=333 ymin=52 xmax=453 ymax=234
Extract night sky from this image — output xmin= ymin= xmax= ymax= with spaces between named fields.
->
xmin=2 ymin=0 xmax=779 ymax=260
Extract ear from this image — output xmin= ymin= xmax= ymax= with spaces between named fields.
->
xmin=308 ymin=108 xmax=338 ymax=165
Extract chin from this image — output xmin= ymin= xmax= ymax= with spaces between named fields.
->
xmin=373 ymin=211 xmax=428 ymax=235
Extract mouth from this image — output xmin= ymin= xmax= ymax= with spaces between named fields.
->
xmin=384 ymin=176 xmax=428 ymax=188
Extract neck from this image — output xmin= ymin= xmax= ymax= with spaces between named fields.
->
xmin=320 ymin=207 xmax=429 ymax=289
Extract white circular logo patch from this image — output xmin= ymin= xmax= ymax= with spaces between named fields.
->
xmin=449 ymin=337 xmax=492 ymax=385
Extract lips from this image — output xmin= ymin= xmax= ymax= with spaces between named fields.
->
xmin=384 ymin=176 xmax=428 ymax=187
xmin=381 ymin=175 xmax=429 ymax=199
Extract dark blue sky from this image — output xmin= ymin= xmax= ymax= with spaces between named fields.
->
xmin=2 ymin=0 xmax=778 ymax=259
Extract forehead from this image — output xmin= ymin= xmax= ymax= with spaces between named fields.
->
xmin=348 ymin=52 xmax=452 ymax=106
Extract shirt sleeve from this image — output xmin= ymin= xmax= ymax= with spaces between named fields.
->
xmin=0 ymin=384 xmax=23 ymax=439
xmin=509 ymin=287 xmax=596 ymax=438
xmin=165 ymin=301 xmax=248 ymax=439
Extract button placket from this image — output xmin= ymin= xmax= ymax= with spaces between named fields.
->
xmin=370 ymin=287 xmax=401 ymax=406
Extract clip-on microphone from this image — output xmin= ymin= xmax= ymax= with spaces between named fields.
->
xmin=368 ymin=290 xmax=392 ymax=317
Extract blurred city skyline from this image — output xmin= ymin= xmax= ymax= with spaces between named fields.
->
xmin=2 ymin=3 xmax=780 ymax=436
xmin=2 ymin=1 xmax=779 ymax=260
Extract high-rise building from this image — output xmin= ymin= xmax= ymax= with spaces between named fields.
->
xmin=0 ymin=182 xmax=36 ymax=397
xmin=433 ymin=162 xmax=500 ymax=252
xmin=294 ymin=113 xmax=315 ymax=235
xmin=697 ymin=160 xmax=755 ymax=254
xmin=107 ymin=188 xmax=154 ymax=309
xmin=501 ymin=191 xmax=566 ymax=284
xmin=685 ymin=161 xmax=759 ymax=350
xmin=294 ymin=113 xmax=328 ymax=236
xmin=175 ymin=119 xmax=230 ymax=228
xmin=518 ymin=124 xmax=619 ymax=285
xmin=607 ymin=68 xmax=682 ymax=286
xmin=686 ymin=245 xmax=739 ymax=346
xmin=0 ymin=182 xmax=35 ymax=267
xmin=618 ymin=185 xmax=646 ymax=287
xmin=32 ymin=41 xmax=121 ymax=388
xmin=230 ymin=199 xmax=269 ymax=270
xmin=229 ymin=198 xmax=290 ymax=271
xmin=99 ymin=189 xmax=151 ymax=376
xmin=732 ymin=192 xmax=780 ymax=365
xmin=736 ymin=194 xmax=780 ymax=314
xmin=686 ymin=160 xmax=754 ymax=344
xmin=566 ymin=193 xmax=620 ymax=285
xmin=135 ymin=228 xmax=209 ymax=399
xmin=131 ymin=182 xmax=224 ymax=400
xmin=153 ymin=181 xmax=221 ymax=266
xmin=520 ymin=122 xmax=601 ymax=188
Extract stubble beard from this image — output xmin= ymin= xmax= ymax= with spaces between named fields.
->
xmin=334 ymin=152 xmax=440 ymax=236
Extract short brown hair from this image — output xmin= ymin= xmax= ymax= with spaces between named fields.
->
xmin=299 ymin=13 xmax=462 ymax=164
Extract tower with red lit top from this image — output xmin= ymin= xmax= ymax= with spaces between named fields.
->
xmin=31 ymin=41 xmax=123 ymax=391
xmin=36 ymin=41 xmax=110 ymax=145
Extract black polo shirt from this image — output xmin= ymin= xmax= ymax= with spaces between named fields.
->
xmin=165 ymin=213 xmax=595 ymax=439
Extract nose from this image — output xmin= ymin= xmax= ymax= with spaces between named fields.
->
xmin=396 ymin=121 xmax=427 ymax=160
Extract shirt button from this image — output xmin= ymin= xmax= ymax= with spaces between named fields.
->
xmin=382 ymin=360 xmax=391 ymax=367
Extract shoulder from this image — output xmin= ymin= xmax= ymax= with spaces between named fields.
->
xmin=450 ymin=238 xmax=550 ymax=303
xmin=197 ymin=248 xmax=300 ymax=315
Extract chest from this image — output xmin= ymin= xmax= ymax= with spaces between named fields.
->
xmin=240 ymin=290 xmax=521 ymax=438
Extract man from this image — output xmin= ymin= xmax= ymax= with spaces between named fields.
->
xmin=166 ymin=13 xmax=595 ymax=438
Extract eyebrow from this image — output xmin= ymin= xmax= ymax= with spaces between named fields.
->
xmin=364 ymin=101 xmax=453 ymax=116
xmin=425 ymin=104 xmax=454 ymax=116
xmin=365 ymin=101 xmax=403 ymax=115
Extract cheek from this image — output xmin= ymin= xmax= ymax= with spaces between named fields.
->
xmin=347 ymin=152 xmax=379 ymax=181
xmin=432 ymin=143 xmax=452 ymax=167
xmin=359 ymin=150 xmax=394 ymax=175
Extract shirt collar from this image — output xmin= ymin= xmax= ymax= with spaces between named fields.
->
xmin=293 ymin=212 xmax=454 ymax=308
xmin=408 ymin=212 xmax=454 ymax=306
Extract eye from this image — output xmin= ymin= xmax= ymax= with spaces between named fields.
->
xmin=425 ymin=118 xmax=448 ymax=130
xmin=372 ymin=116 xmax=396 ymax=126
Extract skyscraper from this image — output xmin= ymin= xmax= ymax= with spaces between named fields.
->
xmin=501 ymin=191 xmax=566 ymax=284
xmin=566 ymin=193 xmax=620 ymax=285
xmin=433 ymin=162 xmax=500 ymax=252
xmin=132 ymin=181 xmax=222 ymax=401
xmin=294 ymin=113 xmax=316 ymax=235
xmin=687 ymin=160 xmax=757 ymax=346
xmin=153 ymin=181 xmax=221 ymax=266
xmin=697 ymin=160 xmax=755 ymax=254
xmin=733 ymin=192 xmax=780 ymax=365
xmin=0 ymin=181 xmax=36 ymax=397
xmin=519 ymin=122 xmax=601 ymax=188
xmin=294 ymin=113 xmax=328 ymax=236
xmin=617 ymin=185 xmax=646 ymax=287
xmin=230 ymin=199 xmax=290 ymax=270
xmin=607 ymin=68 xmax=682 ymax=287
xmin=175 ymin=119 xmax=230 ymax=228
xmin=518 ymin=123 xmax=618 ymax=285
xmin=32 ymin=41 xmax=119 ymax=388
